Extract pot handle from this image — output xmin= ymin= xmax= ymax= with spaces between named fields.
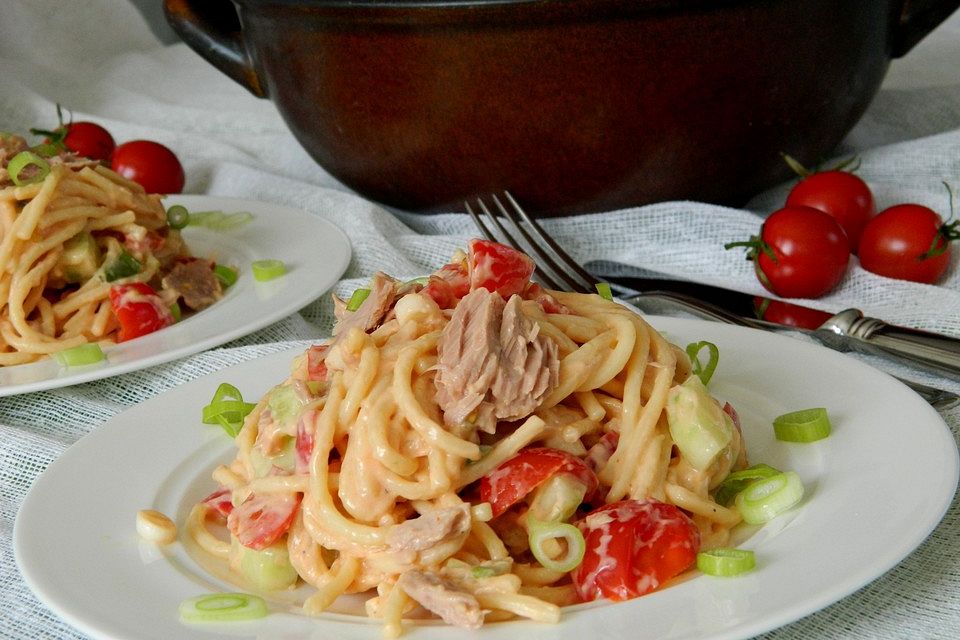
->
xmin=892 ymin=0 xmax=960 ymax=57
xmin=163 ymin=0 xmax=266 ymax=97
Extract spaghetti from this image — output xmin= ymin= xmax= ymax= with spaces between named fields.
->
xmin=0 ymin=137 xmax=221 ymax=365
xmin=186 ymin=241 xmax=749 ymax=635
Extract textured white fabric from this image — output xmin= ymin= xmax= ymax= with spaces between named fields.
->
xmin=1 ymin=2 xmax=959 ymax=638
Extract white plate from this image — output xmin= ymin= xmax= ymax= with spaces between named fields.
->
xmin=0 ymin=195 xmax=351 ymax=396
xmin=14 ymin=317 xmax=958 ymax=640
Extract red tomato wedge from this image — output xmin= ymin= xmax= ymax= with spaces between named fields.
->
xmin=480 ymin=448 xmax=599 ymax=517
xmin=468 ymin=239 xmax=535 ymax=299
xmin=227 ymin=492 xmax=302 ymax=550
xmin=422 ymin=260 xmax=470 ymax=309
xmin=108 ymin=282 xmax=175 ymax=342
xmin=306 ymin=345 xmax=329 ymax=382
xmin=573 ymin=499 xmax=700 ymax=602
xmin=202 ymin=487 xmax=234 ymax=519
xmin=295 ymin=408 xmax=318 ymax=475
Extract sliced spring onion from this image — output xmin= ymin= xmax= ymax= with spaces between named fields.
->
xmin=713 ymin=463 xmax=781 ymax=506
xmin=527 ymin=515 xmax=586 ymax=573
xmin=471 ymin=566 xmax=497 ymax=579
xmin=734 ymin=471 xmax=804 ymax=525
xmin=103 ymin=251 xmax=142 ymax=282
xmin=169 ymin=301 xmax=182 ymax=322
xmin=773 ymin=407 xmax=832 ymax=443
xmin=697 ymin=548 xmax=756 ymax=576
xmin=346 ymin=288 xmax=371 ymax=312
xmin=595 ymin=282 xmax=613 ymax=301
xmin=165 ymin=204 xmax=190 ymax=230
xmin=8 ymin=151 xmax=50 ymax=186
xmin=685 ymin=340 xmax=720 ymax=386
xmin=55 ymin=343 xmax=105 ymax=367
xmin=188 ymin=210 xmax=255 ymax=230
xmin=179 ymin=593 xmax=268 ymax=623
xmin=214 ymin=264 xmax=238 ymax=287
xmin=202 ymin=383 xmax=257 ymax=438
xmin=403 ymin=276 xmax=430 ymax=287
xmin=251 ymin=259 xmax=286 ymax=282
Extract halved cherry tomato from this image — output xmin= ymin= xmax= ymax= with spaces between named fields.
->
xmin=858 ymin=203 xmax=956 ymax=284
xmin=202 ymin=487 xmax=234 ymax=519
xmin=480 ymin=447 xmax=599 ymax=517
xmin=108 ymin=282 xmax=175 ymax=342
xmin=785 ymin=170 xmax=875 ymax=253
xmin=573 ymin=499 xmax=700 ymax=602
xmin=227 ymin=492 xmax=302 ymax=550
xmin=111 ymin=139 xmax=185 ymax=194
xmin=468 ymin=239 xmax=535 ymax=299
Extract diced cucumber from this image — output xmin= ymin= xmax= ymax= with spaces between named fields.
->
xmin=56 ymin=231 xmax=101 ymax=283
xmin=249 ymin=436 xmax=296 ymax=477
xmin=666 ymin=375 xmax=734 ymax=471
xmin=266 ymin=384 xmax=306 ymax=428
xmin=237 ymin=538 xmax=299 ymax=591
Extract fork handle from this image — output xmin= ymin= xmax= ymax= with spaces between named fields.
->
xmin=818 ymin=309 xmax=960 ymax=378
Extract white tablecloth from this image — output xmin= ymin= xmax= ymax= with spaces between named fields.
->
xmin=1 ymin=2 xmax=959 ymax=638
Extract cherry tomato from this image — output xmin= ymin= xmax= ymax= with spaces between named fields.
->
xmin=573 ymin=499 xmax=700 ymax=602
xmin=753 ymin=297 xmax=833 ymax=330
xmin=227 ymin=492 xmax=301 ymax=550
xmin=295 ymin=408 xmax=318 ymax=475
xmin=468 ymin=238 xmax=535 ymax=299
xmin=422 ymin=258 xmax=470 ymax=309
xmin=785 ymin=171 xmax=874 ymax=252
xmin=59 ymin=122 xmax=116 ymax=162
xmin=111 ymin=139 xmax=185 ymax=194
xmin=858 ymin=204 xmax=956 ymax=284
xmin=306 ymin=345 xmax=329 ymax=382
xmin=480 ymin=448 xmax=599 ymax=517
xmin=730 ymin=206 xmax=850 ymax=299
xmin=108 ymin=282 xmax=175 ymax=342
xmin=202 ymin=487 xmax=235 ymax=518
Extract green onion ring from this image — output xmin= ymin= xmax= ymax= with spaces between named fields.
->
xmin=8 ymin=151 xmax=51 ymax=186
xmin=346 ymin=288 xmax=371 ymax=312
xmin=527 ymin=515 xmax=586 ymax=573
xmin=773 ymin=408 xmax=832 ymax=442
xmin=251 ymin=259 xmax=286 ymax=282
xmin=166 ymin=205 xmax=190 ymax=230
xmin=179 ymin=593 xmax=268 ymax=623
xmin=595 ymin=282 xmax=613 ymax=301
xmin=697 ymin=548 xmax=756 ymax=576
xmin=685 ymin=340 xmax=720 ymax=386
xmin=214 ymin=264 xmax=238 ymax=288
xmin=713 ymin=463 xmax=782 ymax=506
xmin=54 ymin=343 xmax=105 ymax=367
xmin=169 ymin=302 xmax=182 ymax=322
xmin=202 ymin=383 xmax=256 ymax=438
xmin=735 ymin=471 xmax=804 ymax=525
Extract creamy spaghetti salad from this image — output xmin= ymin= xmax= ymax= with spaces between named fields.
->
xmin=185 ymin=240 xmax=768 ymax=635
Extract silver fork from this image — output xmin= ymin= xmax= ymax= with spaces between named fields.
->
xmin=465 ymin=192 xmax=959 ymax=411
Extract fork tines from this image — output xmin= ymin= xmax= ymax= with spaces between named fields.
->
xmin=464 ymin=192 xmax=596 ymax=294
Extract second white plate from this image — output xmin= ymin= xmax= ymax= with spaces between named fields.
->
xmin=0 ymin=195 xmax=351 ymax=396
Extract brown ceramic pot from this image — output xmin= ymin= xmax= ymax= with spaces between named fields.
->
xmin=165 ymin=0 xmax=959 ymax=215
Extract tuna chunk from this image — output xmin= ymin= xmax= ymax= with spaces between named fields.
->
xmin=386 ymin=504 xmax=471 ymax=552
xmin=397 ymin=570 xmax=483 ymax=629
xmin=161 ymin=259 xmax=223 ymax=310
xmin=435 ymin=289 xmax=559 ymax=433
xmin=331 ymin=272 xmax=397 ymax=337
